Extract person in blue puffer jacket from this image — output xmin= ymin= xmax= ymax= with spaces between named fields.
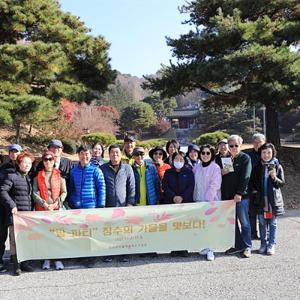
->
xmin=69 ymin=145 xmax=106 ymax=209
xmin=131 ymin=147 xmax=160 ymax=205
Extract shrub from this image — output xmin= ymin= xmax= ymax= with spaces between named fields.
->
xmin=22 ymin=135 xmax=50 ymax=148
xmin=61 ymin=139 xmax=78 ymax=154
xmin=136 ymin=139 xmax=167 ymax=150
xmin=81 ymin=132 xmax=117 ymax=147
xmin=193 ymin=131 xmax=229 ymax=146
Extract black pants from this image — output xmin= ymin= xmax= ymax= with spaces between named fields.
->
xmin=0 ymin=206 xmax=8 ymax=263
xmin=249 ymin=201 xmax=258 ymax=237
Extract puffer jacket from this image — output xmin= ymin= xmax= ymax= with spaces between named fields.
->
xmin=132 ymin=162 xmax=160 ymax=205
xmin=69 ymin=162 xmax=106 ymax=209
xmin=162 ymin=167 xmax=195 ymax=204
xmin=0 ymin=170 xmax=33 ymax=226
xmin=252 ymin=162 xmax=285 ymax=216
xmin=193 ymin=161 xmax=222 ymax=202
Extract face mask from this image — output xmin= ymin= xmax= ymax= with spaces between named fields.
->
xmin=174 ymin=161 xmax=184 ymax=169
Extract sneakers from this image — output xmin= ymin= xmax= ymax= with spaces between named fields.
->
xmin=267 ymin=245 xmax=275 ymax=255
xmin=258 ymin=244 xmax=267 ymax=254
xmin=42 ymin=260 xmax=50 ymax=270
xmin=225 ymin=247 xmax=243 ymax=255
xmin=118 ymin=255 xmax=129 ymax=262
xmin=102 ymin=256 xmax=113 ymax=263
xmin=242 ymin=248 xmax=251 ymax=258
xmin=206 ymin=250 xmax=215 ymax=261
xmin=54 ymin=261 xmax=64 ymax=270
xmin=199 ymin=248 xmax=210 ymax=255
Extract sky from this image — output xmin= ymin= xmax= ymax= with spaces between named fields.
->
xmin=59 ymin=0 xmax=190 ymax=77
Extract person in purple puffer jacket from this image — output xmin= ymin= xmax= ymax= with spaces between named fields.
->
xmin=193 ymin=144 xmax=222 ymax=261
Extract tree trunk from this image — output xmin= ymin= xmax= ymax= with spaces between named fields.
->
xmin=15 ymin=123 xmax=21 ymax=144
xmin=265 ymin=103 xmax=281 ymax=147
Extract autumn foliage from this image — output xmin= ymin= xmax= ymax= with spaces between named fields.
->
xmin=60 ymin=99 xmax=119 ymax=137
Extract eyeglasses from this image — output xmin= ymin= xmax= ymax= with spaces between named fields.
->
xmin=201 ymin=151 xmax=211 ymax=155
xmin=229 ymin=144 xmax=239 ymax=148
xmin=154 ymin=152 xmax=163 ymax=156
xmin=43 ymin=157 xmax=54 ymax=162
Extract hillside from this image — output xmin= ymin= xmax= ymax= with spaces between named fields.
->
xmin=116 ymin=73 xmax=150 ymax=100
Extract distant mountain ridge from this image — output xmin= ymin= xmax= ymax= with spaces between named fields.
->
xmin=116 ymin=72 xmax=150 ymax=100
xmin=115 ymin=72 xmax=205 ymax=108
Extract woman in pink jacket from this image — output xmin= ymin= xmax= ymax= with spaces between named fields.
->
xmin=193 ymin=144 xmax=222 ymax=261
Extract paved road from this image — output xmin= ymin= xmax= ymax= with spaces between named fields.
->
xmin=0 ymin=210 xmax=299 ymax=300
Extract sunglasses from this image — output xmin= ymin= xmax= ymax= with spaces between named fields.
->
xmin=229 ymin=144 xmax=239 ymax=148
xmin=135 ymin=153 xmax=144 ymax=157
xmin=201 ymin=151 xmax=211 ymax=155
xmin=154 ymin=152 xmax=163 ymax=156
xmin=43 ymin=157 xmax=54 ymax=162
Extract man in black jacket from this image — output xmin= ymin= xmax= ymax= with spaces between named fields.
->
xmin=0 ymin=144 xmax=22 ymax=272
xmin=221 ymin=135 xmax=252 ymax=258
xmin=247 ymin=133 xmax=266 ymax=239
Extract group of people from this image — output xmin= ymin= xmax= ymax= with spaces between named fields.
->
xmin=0 ymin=133 xmax=285 ymax=275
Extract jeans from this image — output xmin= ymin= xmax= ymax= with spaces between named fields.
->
xmin=258 ymin=214 xmax=277 ymax=246
xmin=235 ymin=199 xmax=252 ymax=250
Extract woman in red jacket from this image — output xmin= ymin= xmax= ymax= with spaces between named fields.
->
xmin=33 ymin=151 xmax=67 ymax=271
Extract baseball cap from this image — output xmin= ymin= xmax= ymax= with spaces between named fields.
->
xmin=132 ymin=147 xmax=145 ymax=156
xmin=217 ymin=139 xmax=228 ymax=145
xmin=8 ymin=144 xmax=22 ymax=152
xmin=48 ymin=139 xmax=63 ymax=148
xmin=124 ymin=135 xmax=135 ymax=142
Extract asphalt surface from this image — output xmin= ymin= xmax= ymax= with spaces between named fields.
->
xmin=0 ymin=210 xmax=299 ymax=300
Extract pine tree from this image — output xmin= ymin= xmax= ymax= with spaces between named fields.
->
xmin=120 ymin=102 xmax=157 ymax=136
xmin=0 ymin=0 xmax=116 ymax=141
xmin=144 ymin=0 xmax=300 ymax=146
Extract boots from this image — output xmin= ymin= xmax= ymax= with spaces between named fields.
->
xmin=12 ymin=255 xmax=21 ymax=276
xmin=20 ymin=261 xmax=34 ymax=272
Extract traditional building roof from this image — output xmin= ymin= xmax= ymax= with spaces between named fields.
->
xmin=168 ymin=108 xmax=200 ymax=119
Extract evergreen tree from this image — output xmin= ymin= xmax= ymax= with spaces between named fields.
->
xmin=201 ymin=103 xmax=262 ymax=141
xmin=142 ymin=92 xmax=177 ymax=119
xmin=97 ymin=80 xmax=133 ymax=112
xmin=0 ymin=0 xmax=116 ymax=141
xmin=144 ymin=1 xmax=300 ymax=145
xmin=120 ymin=102 xmax=157 ymax=136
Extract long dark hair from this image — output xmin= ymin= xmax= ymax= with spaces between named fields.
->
xmin=166 ymin=139 xmax=180 ymax=154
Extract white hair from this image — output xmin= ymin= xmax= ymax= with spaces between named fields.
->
xmin=228 ymin=135 xmax=243 ymax=145
xmin=252 ymin=133 xmax=266 ymax=142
